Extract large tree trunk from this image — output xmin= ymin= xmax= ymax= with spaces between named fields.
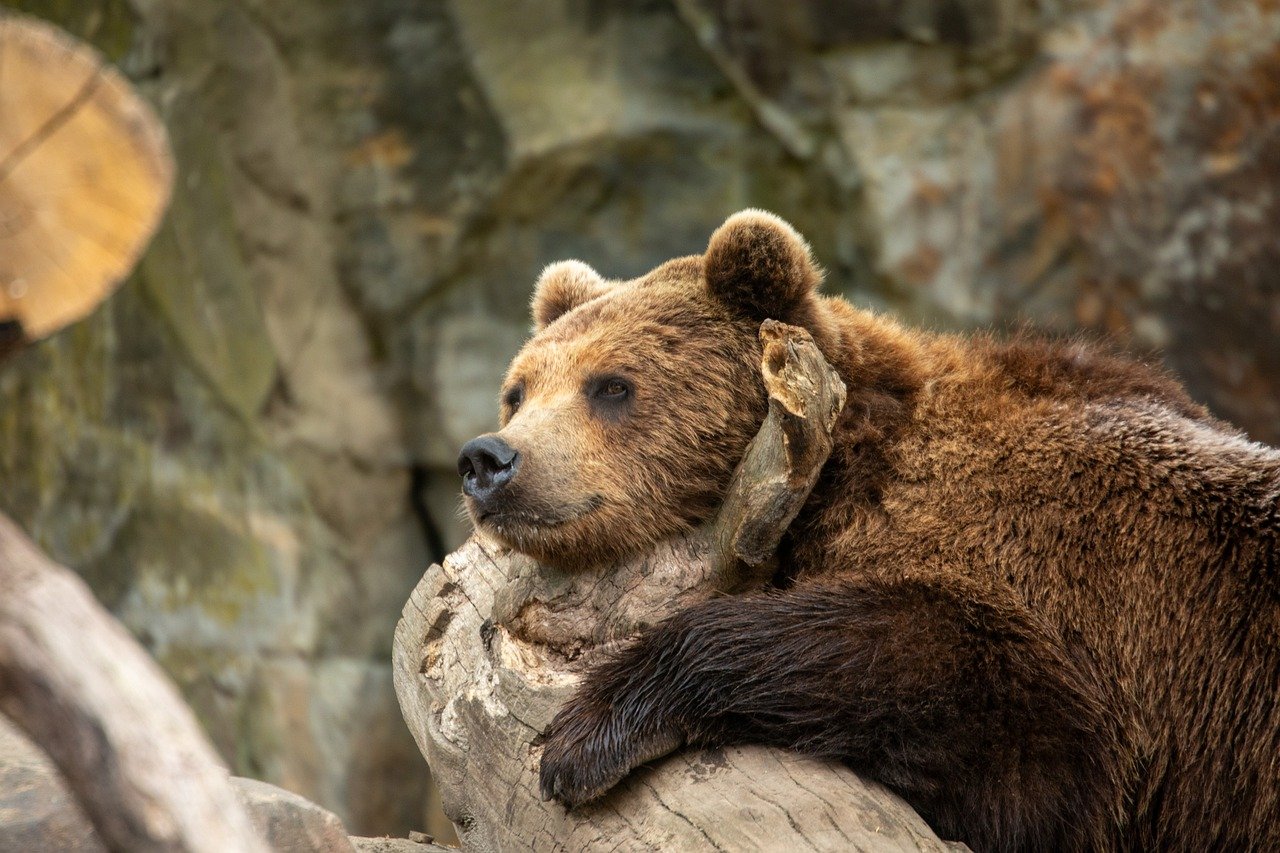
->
xmin=394 ymin=322 xmax=964 ymax=851
xmin=0 ymin=514 xmax=267 ymax=853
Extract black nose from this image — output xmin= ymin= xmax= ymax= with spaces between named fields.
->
xmin=458 ymin=434 xmax=520 ymax=501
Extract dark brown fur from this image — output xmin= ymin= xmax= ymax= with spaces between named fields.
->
xmin=464 ymin=210 xmax=1280 ymax=852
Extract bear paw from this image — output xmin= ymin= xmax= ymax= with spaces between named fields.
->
xmin=537 ymin=700 xmax=683 ymax=809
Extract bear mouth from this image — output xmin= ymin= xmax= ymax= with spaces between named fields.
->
xmin=474 ymin=493 xmax=604 ymax=532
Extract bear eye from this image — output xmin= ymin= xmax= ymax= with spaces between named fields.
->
xmin=502 ymin=385 xmax=523 ymax=412
xmin=600 ymin=379 xmax=629 ymax=399
xmin=588 ymin=376 xmax=633 ymax=412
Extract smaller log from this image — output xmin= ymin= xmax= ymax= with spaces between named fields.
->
xmin=0 ymin=514 xmax=267 ymax=853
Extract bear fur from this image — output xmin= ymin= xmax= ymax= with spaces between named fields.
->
xmin=459 ymin=210 xmax=1280 ymax=852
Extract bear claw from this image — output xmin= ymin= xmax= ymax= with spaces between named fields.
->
xmin=537 ymin=704 xmax=684 ymax=809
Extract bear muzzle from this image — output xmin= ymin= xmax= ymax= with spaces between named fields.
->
xmin=458 ymin=434 xmax=521 ymax=507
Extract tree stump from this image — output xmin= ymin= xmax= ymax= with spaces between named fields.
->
xmin=395 ymin=322 xmax=963 ymax=851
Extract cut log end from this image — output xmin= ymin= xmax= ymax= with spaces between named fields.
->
xmin=0 ymin=13 xmax=174 ymax=356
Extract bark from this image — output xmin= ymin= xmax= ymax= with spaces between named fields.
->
xmin=394 ymin=322 xmax=962 ymax=851
xmin=0 ymin=514 xmax=267 ymax=853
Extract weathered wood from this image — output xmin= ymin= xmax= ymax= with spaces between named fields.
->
xmin=0 ymin=13 xmax=174 ymax=349
xmin=0 ymin=514 xmax=268 ymax=853
xmin=711 ymin=318 xmax=848 ymax=591
xmin=394 ymin=323 xmax=962 ymax=850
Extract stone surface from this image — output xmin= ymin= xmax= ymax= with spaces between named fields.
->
xmin=236 ymin=777 xmax=356 ymax=853
xmin=0 ymin=0 xmax=1277 ymax=844
xmin=0 ymin=0 xmax=440 ymax=839
xmin=0 ymin=721 xmax=104 ymax=853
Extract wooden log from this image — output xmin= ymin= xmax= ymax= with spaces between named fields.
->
xmin=0 ymin=13 xmax=174 ymax=355
xmin=0 ymin=514 xmax=267 ymax=853
xmin=394 ymin=322 xmax=963 ymax=850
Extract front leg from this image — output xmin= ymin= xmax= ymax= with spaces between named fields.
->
xmin=538 ymin=574 xmax=1128 ymax=852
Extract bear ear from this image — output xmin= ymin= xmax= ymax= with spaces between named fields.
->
xmin=531 ymin=260 xmax=611 ymax=329
xmin=704 ymin=209 xmax=821 ymax=321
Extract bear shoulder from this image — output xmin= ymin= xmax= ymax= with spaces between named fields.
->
xmin=979 ymin=334 xmax=1205 ymax=417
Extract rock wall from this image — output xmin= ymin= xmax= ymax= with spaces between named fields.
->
xmin=1 ymin=0 xmax=1277 ymax=841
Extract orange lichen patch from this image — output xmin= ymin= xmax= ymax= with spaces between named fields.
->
xmin=1055 ymin=68 xmax=1163 ymax=230
xmin=345 ymin=128 xmax=414 ymax=168
xmin=1047 ymin=64 xmax=1081 ymax=94
xmin=1112 ymin=0 xmax=1170 ymax=43
xmin=1073 ymin=275 xmax=1141 ymax=338
xmin=1204 ymin=151 xmax=1244 ymax=175
xmin=1073 ymin=284 xmax=1106 ymax=327
xmin=0 ymin=15 xmax=173 ymax=341
xmin=413 ymin=213 xmax=456 ymax=238
xmin=1181 ymin=43 xmax=1280 ymax=169
xmin=1244 ymin=44 xmax=1280 ymax=121
xmin=1077 ymin=72 xmax=1163 ymax=190
xmin=1195 ymin=79 xmax=1250 ymax=156
xmin=911 ymin=174 xmax=950 ymax=207
xmin=895 ymin=243 xmax=942 ymax=286
xmin=1016 ymin=195 xmax=1075 ymax=285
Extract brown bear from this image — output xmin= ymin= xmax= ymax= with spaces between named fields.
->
xmin=456 ymin=210 xmax=1280 ymax=852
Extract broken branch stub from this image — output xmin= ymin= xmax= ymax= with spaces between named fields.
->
xmin=711 ymin=318 xmax=847 ymax=591
xmin=394 ymin=322 xmax=958 ymax=850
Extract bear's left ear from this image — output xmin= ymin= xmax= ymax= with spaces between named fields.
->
xmin=531 ymin=260 xmax=611 ymax=329
xmin=704 ymin=209 xmax=821 ymax=321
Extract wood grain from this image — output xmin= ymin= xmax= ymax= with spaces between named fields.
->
xmin=0 ymin=14 xmax=173 ymax=342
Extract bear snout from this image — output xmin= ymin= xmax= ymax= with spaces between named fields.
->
xmin=458 ymin=434 xmax=521 ymax=504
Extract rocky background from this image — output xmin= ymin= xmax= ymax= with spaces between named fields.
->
xmin=1 ymin=0 xmax=1277 ymax=841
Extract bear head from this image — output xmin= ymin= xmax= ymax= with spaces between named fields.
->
xmin=458 ymin=210 xmax=828 ymax=570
